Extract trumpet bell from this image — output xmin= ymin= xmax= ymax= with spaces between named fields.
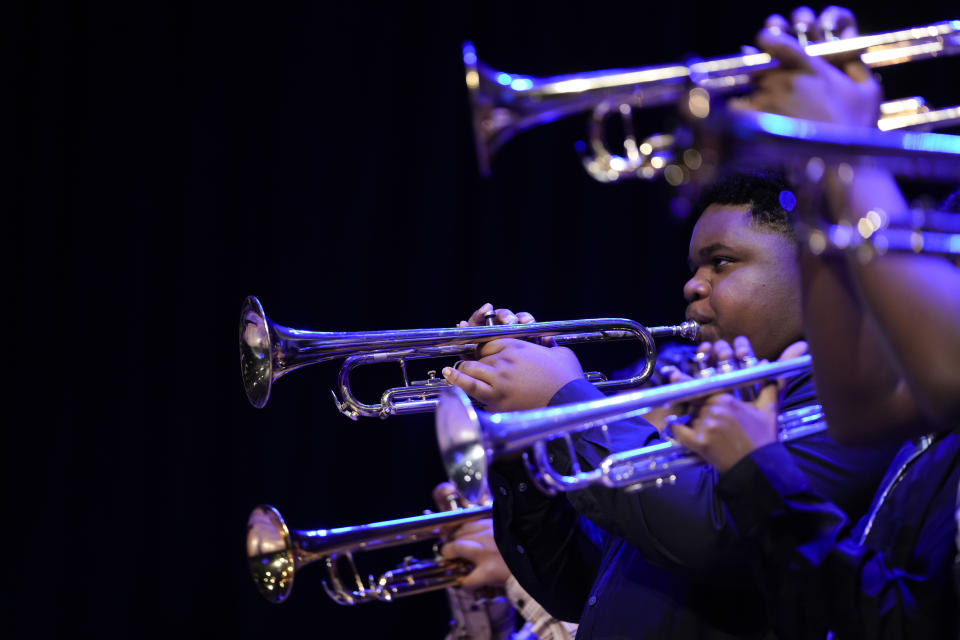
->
xmin=247 ymin=505 xmax=296 ymax=603
xmin=245 ymin=503 xmax=494 ymax=604
xmin=240 ymin=296 xmax=274 ymax=408
xmin=464 ymin=21 xmax=960 ymax=182
xmin=239 ymin=294 xmax=695 ymax=415
xmin=437 ymin=387 xmax=488 ymax=505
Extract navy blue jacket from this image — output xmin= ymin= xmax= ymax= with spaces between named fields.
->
xmin=488 ymin=374 xmax=898 ymax=639
xmin=718 ymin=430 xmax=960 ymax=639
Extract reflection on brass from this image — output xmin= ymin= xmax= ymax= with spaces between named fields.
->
xmin=245 ymin=504 xmax=490 ymax=604
xmin=462 ymin=20 xmax=960 ymax=182
xmin=239 ymin=295 xmax=698 ymax=418
xmin=437 ymin=356 xmax=827 ymax=502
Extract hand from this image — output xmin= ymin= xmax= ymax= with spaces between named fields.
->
xmin=636 ymin=361 xmax=698 ymax=432
xmin=459 ymin=302 xmax=556 ymax=346
xmin=647 ymin=342 xmax=743 ymax=430
xmin=447 ymin=303 xmax=575 ymax=411
xmin=442 ymin=338 xmax=584 ymax=412
xmin=459 ymin=302 xmax=537 ymax=328
xmin=731 ymin=6 xmax=881 ymax=128
xmin=433 ymin=481 xmax=471 ymax=512
xmin=671 ymin=338 xmax=808 ymax=473
xmin=439 ymin=518 xmax=511 ymax=591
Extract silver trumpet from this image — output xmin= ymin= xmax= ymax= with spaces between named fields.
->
xmin=436 ymin=355 xmax=824 ymax=504
xmin=463 ymin=19 xmax=960 ymax=181
xmin=239 ymin=295 xmax=699 ymax=418
xmin=691 ymin=109 xmax=960 ymax=256
xmin=246 ymin=503 xmax=492 ymax=604
xmin=693 ymin=108 xmax=960 ymax=184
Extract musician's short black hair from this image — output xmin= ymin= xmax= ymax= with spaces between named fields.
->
xmin=695 ymin=171 xmax=795 ymax=239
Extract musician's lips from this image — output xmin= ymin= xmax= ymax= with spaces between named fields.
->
xmin=685 ymin=312 xmax=712 ymax=328
xmin=687 ymin=317 xmax=714 ymax=341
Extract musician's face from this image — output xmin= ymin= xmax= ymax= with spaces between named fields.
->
xmin=683 ymin=203 xmax=803 ymax=361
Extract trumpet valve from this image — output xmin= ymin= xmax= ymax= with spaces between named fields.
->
xmin=418 ymin=370 xmax=446 ymax=385
xmin=733 ymin=354 xmax=761 ymax=401
xmin=715 ymin=357 xmax=738 ymax=375
xmin=692 ymin=351 xmax=716 ymax=379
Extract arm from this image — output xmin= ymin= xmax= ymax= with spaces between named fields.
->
xmin=831 ymin=215 xmax=960 ymax=429
xmin=798 ymin=244 xmax=930 ymax=443
xmin=445 ymin=305 xmax=603 ymax=621
xmin=564 ymin=339 xmax=892 ymax=579
xmin=450 ymin=321 xmax=890 ymax=582
xmin=742 ymin=11 xmax=960 ymax=438
xmin=444 ymin=331 xmax=758 ymax=579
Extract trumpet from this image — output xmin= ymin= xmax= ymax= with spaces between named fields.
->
xmin=246 ymin=503 xmax=492 ymax=604
xmin=436 ymin=355 xmax=824 ymax=504
xmin=463 ymin=19 xmax=960 ymax=181
xmin=239 ymin=295 xmax=700 ymax=417
xmin=799 ymin=206 xmax=960 ymax=259
xmin=690 ymin=107 xmax=960 ymax=183
xmin=687 ymin=109 xmax=960 ymax=256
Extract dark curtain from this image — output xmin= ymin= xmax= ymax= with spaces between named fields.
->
xmin=12 ymin=1 xmax=956 ymax=637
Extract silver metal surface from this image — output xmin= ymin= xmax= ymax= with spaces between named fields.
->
xmin=695 ymin=109 xmax=960 ymax=184
xmin=246 ymin=504 xmax=490 ymax=604
xmin=436 ymin=356 xmax=818 ymax=503
xmin=239 ymin=295 xmax=698 ymax=418
xmin=463 ymin=20 xmax=960 ymax=181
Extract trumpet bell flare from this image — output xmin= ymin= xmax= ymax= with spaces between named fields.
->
xmin=436 ymin=388 xmax=488 ymax=505
xmin=240 ymin=296 xmax=274 ymax=408
xmin=247 ymin=505 xmax=295 ymax=603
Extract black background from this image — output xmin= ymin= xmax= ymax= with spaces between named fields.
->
xmin=13 ymin=1 xmax=956 ymax=637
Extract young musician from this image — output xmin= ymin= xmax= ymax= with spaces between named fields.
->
xmin=441 ymin=170 xmax=898 ymax=638
xmin=670 ymin=7 xmax=960 ymax=638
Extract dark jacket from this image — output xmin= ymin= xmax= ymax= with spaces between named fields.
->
xmin=488 ymin=375 xmax=898 ymax=639
xmin=717 ymin=430 xmax=960 ymax=639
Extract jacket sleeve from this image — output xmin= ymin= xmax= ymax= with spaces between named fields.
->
xmin=487 ymin=457 xmax=603 ymax=622
xmin=486 ymin=379 xmax=628 ymax=622
xmin=716 ymin=440 xmax=960 ymax=639
xmin=490 ymin=375 xmax=897 ymax=610
xmin=527 ymin=377 xmax=895 ymax=583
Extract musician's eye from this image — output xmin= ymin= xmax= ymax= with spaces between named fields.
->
xmin=711 ymin=256 xmax=735 ymax=270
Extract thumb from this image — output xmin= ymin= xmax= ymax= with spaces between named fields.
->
xmin=432 ymin=482 xmax=469 ymax=511
xmin=669 ymin=422 xmax=701 ymax=452
xmin=537 ymin=335 xmax=558 ymax=348
xmin=440 ymin=540 xmax=479 ymax=562
xmin=778 ymin=340 xmax=809 ymax=361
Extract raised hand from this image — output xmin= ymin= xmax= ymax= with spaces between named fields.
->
xmin=731 ymin=6 xmax=881 ymax=128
